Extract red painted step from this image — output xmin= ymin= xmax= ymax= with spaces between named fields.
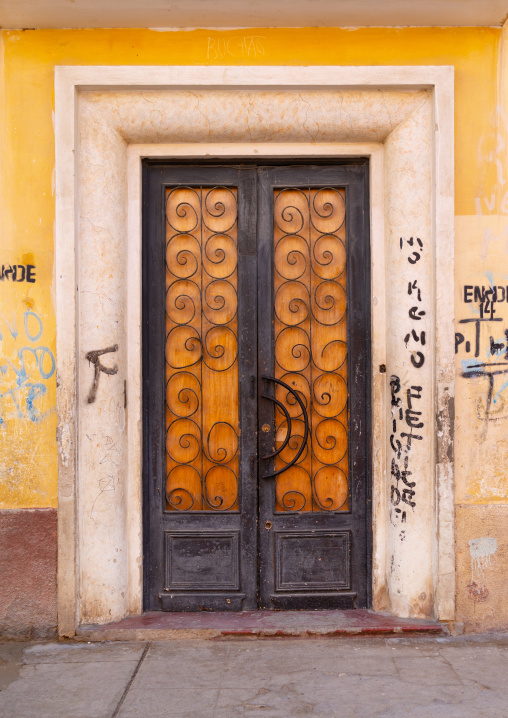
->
xmin=77 ymin=610 xmax=445 ymax=641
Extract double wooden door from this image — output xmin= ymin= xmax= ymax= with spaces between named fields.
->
xmin=143 ymin=162 xmax=370 ymax=612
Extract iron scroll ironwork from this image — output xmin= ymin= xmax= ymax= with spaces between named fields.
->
xmin=261 ymin=375 xmax=309 ymax=479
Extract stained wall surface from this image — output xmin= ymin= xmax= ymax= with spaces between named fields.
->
xmin=0 ymin=26 xmax=506 ymax=633
xmin=0 ymin=508 xmax=57 ymax=637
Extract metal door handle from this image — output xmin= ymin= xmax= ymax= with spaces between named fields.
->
xmin=260 ymin=375 xmax=309 ymax=479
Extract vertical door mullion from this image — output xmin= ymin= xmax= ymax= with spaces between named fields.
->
xmin=257 ymin=168 xmax=276 ymax=608
xmin=237 ymin=166 xmax=259 ymax=609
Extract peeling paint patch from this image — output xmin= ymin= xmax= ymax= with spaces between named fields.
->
xmin=469 ymin=536 xmax=498 ymax=561
xmin=468 ymin=536 xmax=497 ymax=592
xmin=56 ymin=423 xmax=72 ymax=469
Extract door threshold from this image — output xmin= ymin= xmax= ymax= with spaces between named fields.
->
xmin=76 ymin=610 xmax=445 ymax=641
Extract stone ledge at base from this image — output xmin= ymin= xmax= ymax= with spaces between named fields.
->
xmin=76 ymin=610 xmax=445 ymax=641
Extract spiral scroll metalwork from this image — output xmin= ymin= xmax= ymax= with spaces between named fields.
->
xmin=165 ymin=186 xmax=239 ymax=511
xmin=272 ymin=187 xmax=349 ymax=512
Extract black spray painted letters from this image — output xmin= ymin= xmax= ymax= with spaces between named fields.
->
xmin=85 ymin=345 xmax=118 ymax=404
xmin=457 ymin=282 xmax=508 ymax=420
xmin=0 ymin=264 xmax=36 ymax=283
xmin=389 ymin=376 xmax=424 ymax=525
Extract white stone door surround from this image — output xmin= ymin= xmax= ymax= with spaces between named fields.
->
xmin=54 ymin=66 xmax=454 ymax=636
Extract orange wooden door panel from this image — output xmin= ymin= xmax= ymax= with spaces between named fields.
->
xmin=165 ymin=186 xmax=240 ymax=512
xmin=273 ymin=188 xmax=349 ymax=512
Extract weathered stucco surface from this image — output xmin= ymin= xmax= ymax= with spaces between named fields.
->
xmin=456 ymin=505 xmax=508 ymax=632
xmin=452 ymin=23 xmax=508 ymax=631
xmin=0 ymin=26 xmax=507 ymax=633
xmin=0 ymin=509 xmax=57 ymax=638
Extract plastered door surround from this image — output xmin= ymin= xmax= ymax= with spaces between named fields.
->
xmin=54 ymin=65 xmax=454 ymax=636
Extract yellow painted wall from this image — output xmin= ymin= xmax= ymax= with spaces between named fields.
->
xmin=0 ymin=26 xmax=507 ymax=630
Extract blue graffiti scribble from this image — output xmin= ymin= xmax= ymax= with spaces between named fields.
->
xmin=461 ymin=355 xmax=508 ymax=403
xmin=25 ymin=383 xmax=48 ymax=421
xmin=0 ymin=346 xmax=55 ymax=386
xmin=23 ymin=310 xmax=43 ymax=342
xmin=462 ymin=346 xmax=508 ymax=407
xmin=0 ymin=383 xmax=51 ymax=423
xmin=0 ymin=313 xmax=18 ymax=341
xmin=461 ymin=358 xmax=483 ymax=372
xmin=0 ymin=310 xmax=55 ymax=425
xmin=494 ymin=378 xmax=508 ymax=404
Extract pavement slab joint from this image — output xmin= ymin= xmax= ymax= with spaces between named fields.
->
xmin=112 ymin=643 xmax=149 ymax=718
xmin=1 ymin=634 xmax=508 ymax=717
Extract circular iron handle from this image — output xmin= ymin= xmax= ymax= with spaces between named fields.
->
xmin=260 ymin=375 xmax=309 ymax=479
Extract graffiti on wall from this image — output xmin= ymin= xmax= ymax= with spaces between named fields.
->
xmin=389 ymin=237 xmax=428 ymax=534
xmin=0 ymin=310 xmax=55 ymax=426
xmin=85 ymin=344 xmax=118 ymax=404
xmin=457 ymin=277 xmax=508 ymax=421
xmin=389 ymin=377 xmax=424 ymax=525
xmin=462 ymin=114 xmax=508 ymax=422
xmin=206 ymin=35 xmax=266 ymax=61
xmin=0 ymin=263 xmax=36 ymax=283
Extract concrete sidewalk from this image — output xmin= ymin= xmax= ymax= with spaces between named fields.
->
xmin=1 ymin=634 xmax=507 ymax=718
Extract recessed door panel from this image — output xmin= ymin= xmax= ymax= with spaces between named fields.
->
xmin=274 ymin=531 xmax=351 ymax=591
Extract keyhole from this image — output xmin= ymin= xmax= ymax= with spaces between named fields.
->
xmin=265 ymin=521 xmax=272 ymax=530
xmin=262 ymin=423 xmax=271 ymax=433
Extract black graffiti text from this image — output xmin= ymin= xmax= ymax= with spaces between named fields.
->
xmin=0 ymin=264 xmax=36 ymax=283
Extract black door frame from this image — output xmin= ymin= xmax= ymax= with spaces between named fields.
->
xmin=142 ymin=159 xmax=371 ymax=612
